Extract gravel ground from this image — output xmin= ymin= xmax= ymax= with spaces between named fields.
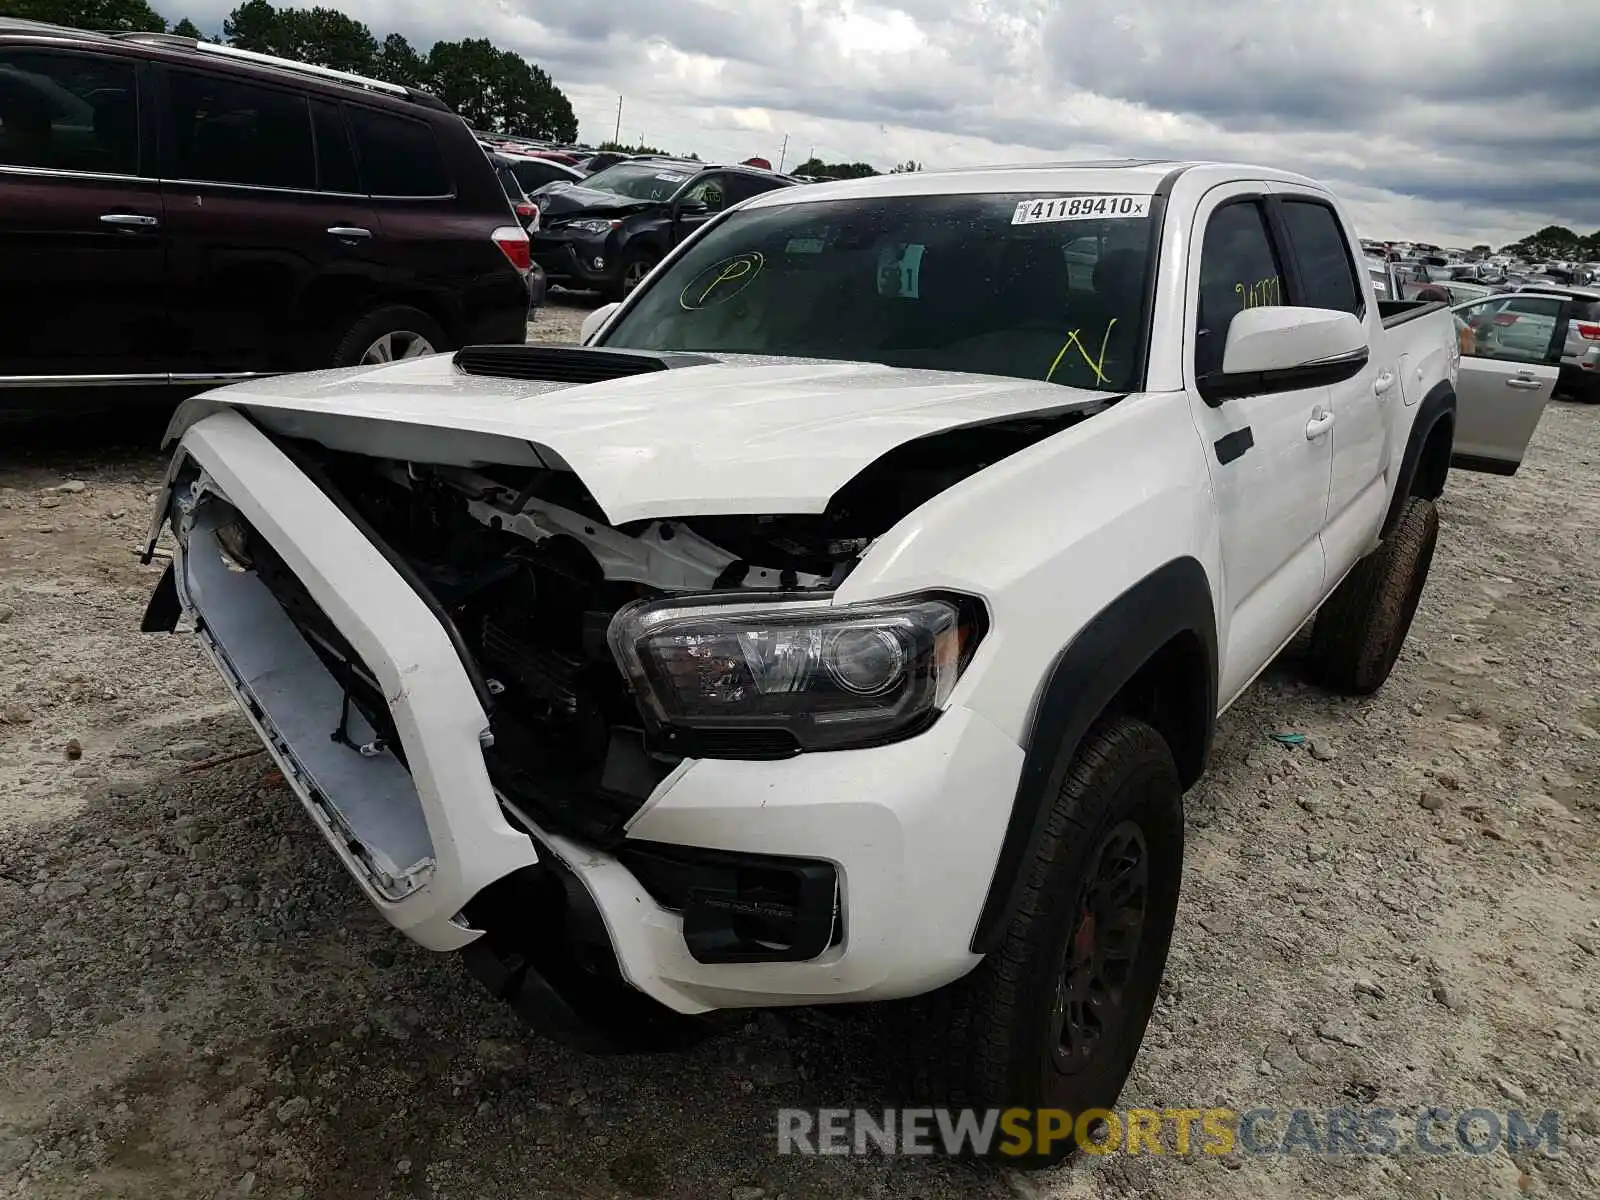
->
xmin=2 ymin=316 xmax=1598 ymax=1198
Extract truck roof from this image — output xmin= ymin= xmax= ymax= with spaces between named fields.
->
xmin=741 ymin=160 xmax=1333 ymax=208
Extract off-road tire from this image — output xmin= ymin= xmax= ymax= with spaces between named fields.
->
xmin=1308 ymin=496 xmax=1439 ymax=695
xmin=894 ymin=716 xmax=1184 ymax=1165
xmin=331 ymin=305 xmax=449 ymax=369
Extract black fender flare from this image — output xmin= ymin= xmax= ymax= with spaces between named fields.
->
xmin=969 ymin=556 xmax=1218 ymax=954
xmin=1383 ymin=380 xmax=1456 ymax=535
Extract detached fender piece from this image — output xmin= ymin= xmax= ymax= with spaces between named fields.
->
xmin=969 ymin=556 xmax=1217 ymax=954
xmin=1384 ymin=381 xmax=1455 ymax=536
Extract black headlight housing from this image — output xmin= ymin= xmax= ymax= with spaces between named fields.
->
xmin=606 ymin=591 xmax=987 ymax=756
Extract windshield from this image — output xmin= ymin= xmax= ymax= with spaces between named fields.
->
xmin=600 ymin=192 xmax=1160 ymax=392
xmin=580 ymin=161 xmax=697 ymax=201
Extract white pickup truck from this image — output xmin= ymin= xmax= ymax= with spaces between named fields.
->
xmin=142 ymin=161 xmax=1568 ymax=1154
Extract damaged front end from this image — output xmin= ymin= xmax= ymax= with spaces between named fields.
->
xmin=142 ymin=362 xmax=1086 ymax=1044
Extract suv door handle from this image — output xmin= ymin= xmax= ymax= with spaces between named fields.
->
xmin=100 ymin=213 xmax=159 ymax=228
xmin=1373 ymin=370 xmax=1397 ymax=395
xmin=1504 ymin=376 xmax=1544 ymax=391
xmin=1305 ymin=409 xmax=1336 ymax=439
xmin=327 ymin=226 xmax=372 ymax=240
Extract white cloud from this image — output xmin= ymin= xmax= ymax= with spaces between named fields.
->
xmin=175 ymin=0 xmax=1600 ymax=247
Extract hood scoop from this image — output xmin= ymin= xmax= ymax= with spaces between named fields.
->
xmin=452 ymin=344 xmax=721 ymax=385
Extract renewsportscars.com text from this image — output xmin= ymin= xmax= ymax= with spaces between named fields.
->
xmin=776 ymin=1106 xmax=1563 ymax=1158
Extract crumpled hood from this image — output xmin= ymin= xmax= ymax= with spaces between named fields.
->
xmin=167 ymin=353 xmax=1114 ymax=525
xmin=533 ymin=183 xmax=657 ymax=220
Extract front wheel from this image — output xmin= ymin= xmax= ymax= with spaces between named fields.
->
xmin=606 ymin=250 xmax=659 ymax=302
xmin=331 ymin=305 xmax=449 ymax=369
xmin=896 ymin=716 xmax=1184 ymax=1164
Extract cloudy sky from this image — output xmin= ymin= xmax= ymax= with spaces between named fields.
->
xmin=177 ymin=0 xmax=1600 ymax=249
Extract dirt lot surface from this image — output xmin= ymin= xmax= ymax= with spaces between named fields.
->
xmin=2 ymin=312 xmax=1598 ymax=1199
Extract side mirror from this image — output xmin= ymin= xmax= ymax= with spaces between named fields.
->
xmin=1204 ymin=306 xmax=1368 ymax=403
xmin=580 ymin=302 xmax=620 ymax=345
xmin=675 ymin=198 xmax=709 ymax=216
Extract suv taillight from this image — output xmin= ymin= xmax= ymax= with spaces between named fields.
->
xmin=1576 ymin=322 xmax=1600 ymax=341
xmin=492 ymin=225 xmax=532 ymax=276
xmin=514 ymin=201 xmax=535 ymax=220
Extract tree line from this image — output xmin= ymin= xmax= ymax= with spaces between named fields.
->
xmin=792 ymin=157 xmax=922 ymax=179
xmin=3 ymin=0 xmax=579 ymax=141
xmin=1500 ymin=225 xmax=1600 ymax=261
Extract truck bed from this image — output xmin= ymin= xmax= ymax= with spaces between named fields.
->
xmin=1378 ymin=299 xmax=1448 ymax=327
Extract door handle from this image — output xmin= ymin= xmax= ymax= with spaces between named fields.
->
xmin=1305 ymin=409 xmax=1336 ymax=439
xmin=327 ymin=226 xmax=372 ymax=240
xmin=1373 ymin=370 xmax=1397 ymax=395
xmin=100 ymin=213 xmax=159 ymax=227
xmin=1504 ymin=377 xmax=1544 ymax=391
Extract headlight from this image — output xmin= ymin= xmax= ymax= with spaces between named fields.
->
xmin=567 ymin=218 xmax=620 ymax=235
xmin=607 ymin=593 xmax=984 ymax=753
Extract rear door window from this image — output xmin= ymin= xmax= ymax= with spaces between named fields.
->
xmin=1279 ymin=199 xmax=1363 ymax=316
xmin=347 ymin=106 xmax=450 ymax=197
xmin=0 ymin=50 xmax=139 ymax=175
xmin=1195 ymin=200 xmax=1286 ymax=379
xmin=724 ymin=173 xmax=784 ymax=204
xmin=511 ymin=159 xmax=572 ymax=192
xmin=165 ymin=68 xmax=314 ymax=189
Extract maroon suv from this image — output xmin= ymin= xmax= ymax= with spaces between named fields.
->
xmin=0 ymin=19 xmax=539 ymax=405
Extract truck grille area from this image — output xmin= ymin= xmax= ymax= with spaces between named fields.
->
xmin=251 ymin=451 xmax=679 ymax=846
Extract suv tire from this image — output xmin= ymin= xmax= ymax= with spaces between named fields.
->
xmin=1308 ymin=496 xmax=1439 ymax=695
xmin=608 ymin=249 xmax=660 ymax=302
xmin=895 ymin=715 xmax=1183 ymax=1164
xmin=332 ymin=305 xmax=450 ymax=369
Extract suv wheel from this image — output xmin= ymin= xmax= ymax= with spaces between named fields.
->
xmin=895 ymin=715 xmax=1183 ymax=1164
xmin=333 ymin=306 xmax=449 ymax=369
xmin=1308 ymin=496 xmax=1439 ymax=695
xmin=608 ymin=250 xmax=660 ymax=302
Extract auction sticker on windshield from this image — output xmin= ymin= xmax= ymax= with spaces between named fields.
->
xmin=1012 ymin=195 xmax=1150 ymax=224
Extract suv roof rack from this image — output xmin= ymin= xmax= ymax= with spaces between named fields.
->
xmin=110 ymin=33 xmax=411 ymax=99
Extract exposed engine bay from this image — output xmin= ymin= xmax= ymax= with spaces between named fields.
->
xmin=238 ymin=414 xmax=1082 ymax=843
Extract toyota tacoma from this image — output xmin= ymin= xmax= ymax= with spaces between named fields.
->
xmin=141 ymin=161 xmax=1568 ymax=1158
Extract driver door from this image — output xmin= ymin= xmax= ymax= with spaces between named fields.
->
xmin=671 ymin=172 xmax=726 ymax=245
xmin=1450 ymin=294 xmax=1567 ymax=474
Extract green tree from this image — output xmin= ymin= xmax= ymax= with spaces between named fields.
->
xmin=425 ymin=37 xmax=575 ymax=140
xmin=222 ymin=0 xmax=291 ymax=54
xmin=494 ymin=47 xmax=576 ymax=142
xmin=889 ymin=159 xmax=922 ymax=174
xmin=281 ymin=6 xmax=376 ymax=75
xmin=170 ymin=16 xmax=204 ymax=38
xmin=3 ymin=0 xmax=167 ymax=31
xmin=792 ymin=157 xmax=879 ymax=180
xmin=372 ymin=32 xmax=423 ymax=87
xmin=424 ymin=37 xmax=501 ymax=127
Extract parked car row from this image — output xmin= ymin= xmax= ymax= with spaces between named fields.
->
xmin=0 ymin=18 xmax=539 ymax=408
xmin=1359 ymin=252 xmax=1600 ymax=399
xmin=516 ymin=156 xmax=801 ymax=300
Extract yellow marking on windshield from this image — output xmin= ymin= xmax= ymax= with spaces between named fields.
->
xmin=678 ymin=252 xmax=765 ymax=311
xmin=1045 ymin=318 xmax=1117 ymax=386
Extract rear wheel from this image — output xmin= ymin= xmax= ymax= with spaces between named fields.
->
xmin=331 ymin=305 xmax=449 ymax=369
xmin=1308 ymin=496 xmax=1440 ymax=695
xmin=896 ymin=716 xmax=1183 ymax=1164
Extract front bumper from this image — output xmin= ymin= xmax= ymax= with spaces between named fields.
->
xmin=160 ymin=409 xmax=1023 ymax=1014
xmin=532 ymin=232 xmax=617 ymax=287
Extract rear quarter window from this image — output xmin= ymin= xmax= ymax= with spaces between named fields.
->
xmin=347 ymin=106 xmax=450 ymax=197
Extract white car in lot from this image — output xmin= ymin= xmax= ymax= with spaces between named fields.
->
xmin=142 ymin=161 xmax=1564 ymax=1158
